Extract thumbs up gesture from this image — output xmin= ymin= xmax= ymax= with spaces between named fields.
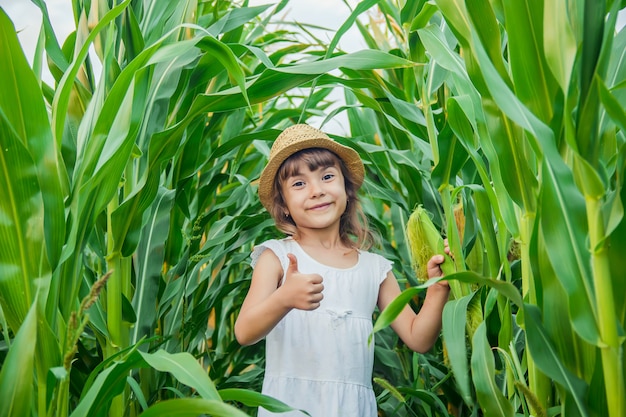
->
xmin=281 ymin=253 xmax=324 ymax=310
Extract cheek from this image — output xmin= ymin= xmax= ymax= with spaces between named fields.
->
xmin=281 ymin=191 xmax=300 ymax=211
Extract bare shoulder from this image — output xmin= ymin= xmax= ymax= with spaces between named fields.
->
xmin=252 ymin=247 xmax=284 ymax=288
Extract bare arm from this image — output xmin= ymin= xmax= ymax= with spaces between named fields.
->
xmin=234 ymin=250 xmax=324 ymax=346
xmin=377 ymin=255 xmax=450 ymax=353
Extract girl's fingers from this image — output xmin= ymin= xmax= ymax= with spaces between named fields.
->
xmin=426 ymin=255 xmax=444 ymax=277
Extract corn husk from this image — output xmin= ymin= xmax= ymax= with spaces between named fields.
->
xmin=406 ymin=205 xmax=456 ymax=282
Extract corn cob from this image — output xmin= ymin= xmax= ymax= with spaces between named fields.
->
xmin=406 ymin=205 xmax=456 ymax=282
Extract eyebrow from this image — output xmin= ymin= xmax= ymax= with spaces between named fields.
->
xmin=288 ymin=164 xmax=337 ymax=177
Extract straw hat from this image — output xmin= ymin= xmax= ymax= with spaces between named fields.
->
xmin=258 ymin=124 xmax=365 ymax=211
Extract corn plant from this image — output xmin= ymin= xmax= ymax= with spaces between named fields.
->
xmin=3 ymin=0 xmax=625 ymax=416
xmin=345 ymin=0 xmax=626 ymax=416
xmin=0 ymin=0 xmax=418 ymax=416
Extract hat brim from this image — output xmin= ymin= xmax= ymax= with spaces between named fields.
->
xmin=258 ymin=137 xmax=364 ymax=211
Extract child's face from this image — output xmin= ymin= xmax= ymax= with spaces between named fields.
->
xmin=280 ymin=158 xmax=348 ymax=233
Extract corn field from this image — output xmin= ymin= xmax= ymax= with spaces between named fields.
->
xmin=1 ymin=0 xmax=625 ymax=416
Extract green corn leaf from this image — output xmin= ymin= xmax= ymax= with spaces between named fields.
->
xmin=196 ymin=36 xmax=249 ymax=108
xmin=607 ymin=152 xmax=626 ymax=323
xmin=418 ymin=24 xmax=469 ymax=85
xmin=123 ymin=2 xmax=194 ymax=50
xmin=0 ymin=11 xmax=63 ymax=396
xmin=70 ymin=350 xmax=147 ymax=417
xmin=482 ymin=105 xmax=538 ymax=213
xmin=275 ymin=49 xmax=416 ymax=74
xmin=170 ymin=70 xmax=318 ymax=117
xmin=219 ymin=388 xmax=305 ymax=414
xmin=204 ymin=4 xmax=273 ymax=36
xmin=523 ymin=304 xmax=589 ymax=417
xmin=0 ymin=8 xmax=65 ymax=269
xmin=543 ymin=0 xmax=577 ymax=93
xmin=0 ymin=110 xmax=48 ymax=330
xmin=137 ymin=398 xmax=250 ymax=417
xmin=572 ymin=154 xmax=606 ymax=200
xmin=472 ymin=187 xmax=502 ymax=277
xmin=57 ymin=34 xmax=202 ymax=316
xmin=110 ymin=40 xmax=203 ymax=256
xmin=130 ymin=188 xmax=175 ymax=344
xmin=466 ymin=0 xmax=511 ymax=89
xmin=442 ymin=293 xmax=475 ymax=406
xmin=374 ymin=271 xmax=521 ymax=335
xmin=433 ymin=0 xmax=471 ymax=45
xmin=395 ymin=387 xmax=450 ymax=416
xmin=539 ymin=158 xmax=598 ymax=345
xmin=0 ymin=302 xmax=37 ymax=417
xmin=469 ymin=22 xmax=600 ymax=345
xmin=139 ymin=350 xmax=220 ymax=400
xmin=408 ymin=3 xmax=438 ymax=32
xmin=471 ymin=322 xmax=514 ymax=417
xmin=598 ymin=76 xmax=626 ymax=135
xmin=52 ymin=0 xmax=131 ymax=145
xmin=122 ymin=5 xmax=145 ymax=60
xmin=447 ymin=96 xmax=519 ymax=239
xmin=501 ymin=0 xmax=556 ymax=119
xmin=530 ymin=228 xmax=597 ymax=382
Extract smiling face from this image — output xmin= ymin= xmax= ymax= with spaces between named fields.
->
xmin=276 ymin=149 xmax=348 ymax=234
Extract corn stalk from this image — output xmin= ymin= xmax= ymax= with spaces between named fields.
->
xmin=431 ymin=0 xmax=626 ymax=415
xmin=0 ymin=0 xmax=420 ymax=415
xmin=344 ymin=0 xmax=625 ymax=415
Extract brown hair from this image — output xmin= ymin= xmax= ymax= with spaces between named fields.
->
xmin=267 ymin=148 xmax=374 ymax=250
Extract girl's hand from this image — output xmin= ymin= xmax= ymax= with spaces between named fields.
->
xmin=281 ymin=253 xmax=324 ymax=310
xmin=426 ymin=239 xmax=451 ymax=290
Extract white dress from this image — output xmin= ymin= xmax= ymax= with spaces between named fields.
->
xmin=251 ymin=238 xmax=392 ymax=417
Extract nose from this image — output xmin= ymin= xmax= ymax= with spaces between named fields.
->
xmin=309 ymin=179 xmax=325 ymax=198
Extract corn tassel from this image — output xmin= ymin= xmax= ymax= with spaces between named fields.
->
xmin=406 ymin=205 xmax=456 ymax=282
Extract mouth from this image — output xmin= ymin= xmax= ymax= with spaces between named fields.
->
xmin=309 ymin=202 xmax=331 ymax=210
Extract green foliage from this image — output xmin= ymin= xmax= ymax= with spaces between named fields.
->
xmin=0 ymin=1 xmax=421 ymax=416
xmin=1 ymin=0 xmax=625 ymax=416
xmin=361 ymin=0 xmax=626 ymax=415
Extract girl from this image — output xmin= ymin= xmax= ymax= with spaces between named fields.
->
xmin=235 ymin=124 xmax=450 ymax=417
